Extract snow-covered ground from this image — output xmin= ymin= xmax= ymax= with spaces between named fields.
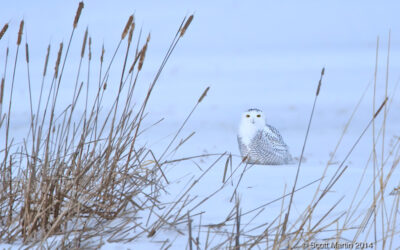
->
xmin=1 ymin=0 xmax=400 ymax=249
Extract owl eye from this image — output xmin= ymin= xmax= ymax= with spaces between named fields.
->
xmin=257 ymin=114 xmax=261 ymax=118
xmin=246 ymin=114 xmax=250 ymax=118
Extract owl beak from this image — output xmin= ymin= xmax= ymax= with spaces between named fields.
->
xmin=251 ymin=118 xmax=255 ymax=124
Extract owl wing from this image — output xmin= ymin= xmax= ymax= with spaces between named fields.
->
xmin=249 ymin=130 xmax=285 ymax=165
xmin=263 ymin=124 xmax=289 ymax=152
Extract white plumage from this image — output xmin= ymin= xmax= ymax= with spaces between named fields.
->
xmin=237 ymin=108 xmax=292 ymax=165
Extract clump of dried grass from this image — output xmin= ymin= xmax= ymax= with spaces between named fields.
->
xmin=0 ymin=3 xmax=199 ymax=248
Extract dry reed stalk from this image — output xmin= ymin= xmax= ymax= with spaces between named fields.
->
xmin=235 ymin=199 xmax=241 ymax=250
xmin=3 ymin=20 xmax=24 ymax=197
xmin=0 ymin=78 xmax=4 ymax=105
xmin=188 ymin=212 xmax=193 ymax=250
xmin=158 ymin=86 xmax=210 ymax=162
xmin=34 ymin=44 xmax=51 ymax=139
xmin=0 ymin=46 xmax=9 ymax=118
xmin=309 ymin=79 xmax=372 ymax=233
xmin=222 ymin=154 xmax=231 ymax=183
xmin=371 ymin=36 xmax=379 ymax=244
xmin=62 ymin=30 xmax=89 ymax=148
xmin=24 ymin=37 xmax=34 ymax=133
xmin=43 ymin=45 xmax=51 ymax=76
xmin=88 ymin=37 xmax=92 ymax=61
xmin=281 ymin=67 xmax=325 ymax=241
xmin=229 ymin=163 xmax=249 ymax=202
xmin=379 ymin=32 xmax=391 ymax=249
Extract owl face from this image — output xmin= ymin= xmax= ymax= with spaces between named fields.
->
xmin=241 ymin=108 xmax=266 ymax=129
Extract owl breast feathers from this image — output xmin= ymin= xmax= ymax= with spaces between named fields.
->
xmin=238 ymin=125 xmax=293 ymax=165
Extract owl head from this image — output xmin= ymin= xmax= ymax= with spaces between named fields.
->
xmin=240 ymin=108 xmax=266 ymax=129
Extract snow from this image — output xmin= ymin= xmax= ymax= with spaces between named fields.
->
xmin=1 ymin=0 xmax=400 ymax=249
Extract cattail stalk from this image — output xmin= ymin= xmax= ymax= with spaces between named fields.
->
xmin=138 ymin=34 xmax=150 ymax=71
xmin=180 ymin=15 xmax=194 ymax=37
xmin=198 ymin=86 xmax=210 ymax=103
xmin=281 ymin=67 xmax=325 ymax=241
xmin=100 ymin=44 xmax=105 ymax=63
xmin=0 ymin=23 xmax=8 ymax=40
xmin=0 ymin=78 xmax=4 ymax=104
xmin=4 ymin=19 xmax=24 ymax=186
xmin=81 ymin=28 xmax=88 ymax=58
xmin=25 ymin=39 xmax=34 ymax=129
xmin=17 ymin=20 xmax=24 ymax=45
xmin=316 ymin=67 xmax=324 ymax=96
xmin=43 ymin=45 xmax=51 ymax=76
xmin=158 ymin=86 xmax=210 ymax=162
xmin=73 ymin=2 xmax=84 ymax=28
xmin=121 ymin=15 xmax=133 ymax=40
xmin=128 ymin=23 xmax=135 ymax=43
xmin=54 ymin=43 xmax=63 ymax=79
xmin=35 ymin=44 xmax=51 ymax=136
xmin=88 ymin=37 xmax=92 ymax=61
xmin=25 ymin=43 xmax=29 ymax=63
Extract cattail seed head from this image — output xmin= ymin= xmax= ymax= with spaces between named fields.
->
xmin=121 ymin=15 xmax=133 ymax=40
xmin=316 ymin=67 xmax=325 ymax=96
xmin=17 ymin=20 xmax=24 ymax=45
xmin=54 ymin=42 xmax=63 ymax=79
xmin=198 ymin=86 xmax=210 ymax=103
xmin=100 ymin=44 xmax=105 ymax=63
xmin=138 ymin=34 xmax=150 ymax=71
xmin=73 ymin=2 xmax=84 ymax=28
xmin=138 ymin=44 xmax=147 ymax=71
xmin=81 ymin=28 xmax=88 ymax=58
xmin=103 ymin=82 xmax=107 ymax=90
xmin=128 ymin=23 xmax=135 ymax=43
xmin=0 ymin=78 xmax=4 ymax=104
xmin=180 ymin=15 xmax=194 ymax=37
xmin=374 ymin=97 xmax=388 ymax=119
xmin=88 ymin=37 xmax=92 ymax=61
xmin=0 ymin=23 xmax=9 ymax=41
xmin=43 ymin=44 xmax=51 ymax=76
xmin=25 ymin=43 xmax=29 ymax=63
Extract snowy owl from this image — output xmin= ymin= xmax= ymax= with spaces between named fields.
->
xmin=237 ymin=108 xmax=293 ymax=165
